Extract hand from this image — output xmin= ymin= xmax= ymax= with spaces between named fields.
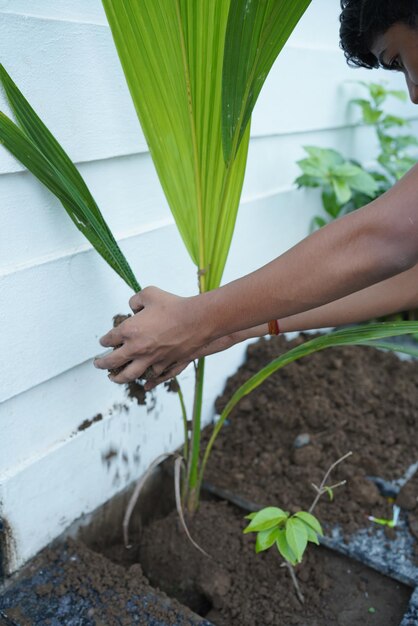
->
xmin=143 ymin=324 xmax=268 ymax=390
xmin=94 ymin=286 xmax=212 ymax=383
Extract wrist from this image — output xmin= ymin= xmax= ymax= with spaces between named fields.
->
xmin=186 ymin=291 xmax=219 ymax=345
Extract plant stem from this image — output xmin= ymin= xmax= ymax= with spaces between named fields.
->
xmin=309 ymin=451 xmax=352 ymax=513
xmin=186 ymin=357 xmax=205 ymax=514
xmin=176 ymin=379 xmax=189 ymax=462
xmin=281 ymin=562 xmax=305 ymax=604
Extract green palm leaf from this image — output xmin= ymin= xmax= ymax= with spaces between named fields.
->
xmin=102 ymin=0 xmax=250 ymax=292
xmin=200 ymin=321 xmax=418 ymax=482
xmin=222 ymin=0 xmax=311 ymax=163
xmin=0 ymin=65 xmax=140 ymax=292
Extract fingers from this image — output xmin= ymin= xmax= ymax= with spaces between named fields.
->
xmin=129 ymin=285 xmax=167 ymax=313
xmin=144 ymin=362 xmax=189 ymax=391
xmin=129 ymin=291 xmax=144 ymax=313
xmin=99 ymin=326 xmax=124 ymax=348
xmin=99 ymin=311 xmax=142 ymax=349
xmin=108 ymin=359 xmax=150 ymax=384
xmin=94 ymin=345 xmax=131 ymax=371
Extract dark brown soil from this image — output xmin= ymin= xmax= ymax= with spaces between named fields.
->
xmin=6 ymin=335 xmax=415 ymax=625
xmin=0 ymin=538 xmax=206 ymax=626
xmin=130 ymin=335 xmax=417 ymax=624
xmin=202 ymin=335 xmax=418 ymax=536
xmin=137 ymin=500 xmax=410 ymax=626
xmin=110 ymin=313 xmax=150 ymax=405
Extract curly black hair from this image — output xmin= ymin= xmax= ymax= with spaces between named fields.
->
xmin=339 ymin=0 xmax=418 ymax=69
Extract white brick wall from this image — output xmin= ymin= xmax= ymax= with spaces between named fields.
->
xmin=1 ymin=0 xmax=416 ymax=573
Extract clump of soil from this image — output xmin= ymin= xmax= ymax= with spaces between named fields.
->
xmin=78 ymin=413 xmax=103 ymax=432
xmin=138 ymin=499 xmax=411 ymax=626
xmin=0 ymin=538 xmax=206 ymax=626
xmin=109 ymin=313 xmax=148 ymax=405
xmin=127 ymin=380 xmax=147 ymax=405
xmin=201 ymin=335 xmax=418 ymax=536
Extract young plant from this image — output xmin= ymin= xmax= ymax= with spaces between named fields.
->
xmin=295 ymin=81 xmax=418 ymax=231
xmin=295 ymin=145 xmax=378 ymax=231
xmin=3 ymin=4 xmax=418 ymax=540
xmin=351 ymin=81 xmax=418 ymax=183
xmin=244 ymin=508 xmax=323 ymax=566
xmin=243 ymin=452 xmax=352 ymax=603
xmin=0 ymin=1 xmax=312 ymax=516
xmin=368 ymin=504 xmax=401 ymax=529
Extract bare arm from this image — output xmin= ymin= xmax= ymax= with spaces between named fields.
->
xmin=142 ymin=261 xmax=418 ymax=389
xmin=280 ymin=260 xmax=418 ymax=332
xmin=95 ymin=163 xmax=418 ymax=383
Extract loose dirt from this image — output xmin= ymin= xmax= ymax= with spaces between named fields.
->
xmin=139 ymin=500 xmax=411 ymax=625
xmin=202 ymin=335 xmax=418 ymax=535
xmin=3 ymin=335 xmax=416 ymax=625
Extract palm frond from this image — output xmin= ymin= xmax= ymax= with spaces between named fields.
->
xmin=0 ymin=65 xmax=140 ymax=292
xmin=222 ymin=0 xmax=311 ymax=162
xmin=102 ymin=0 xmax=250 ymax=292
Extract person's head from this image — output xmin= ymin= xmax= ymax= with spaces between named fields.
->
xmin=339 ymin=0 xmax=418 ymax=102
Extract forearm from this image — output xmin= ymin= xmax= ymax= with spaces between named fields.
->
xmin=199 ymin=168 xmax=418 ymax=342
xmin=225 ymin=262 xmax=418 ymax=343
xmin=279 ymin=262 xmax=418 ymax=332
xmin=96 ymin=165 xmax=418 ymax=385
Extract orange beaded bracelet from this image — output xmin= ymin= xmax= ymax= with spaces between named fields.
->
xmin=268 ymin=319 xmax=280 ymax=336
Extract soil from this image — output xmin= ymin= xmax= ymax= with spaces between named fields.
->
xmin=201 ymin=334 xmax=418 ymax=537
xmin=3 ymin=334 xmax=417 ymax=625
xmin=137 ymin=499 xmax=411 ymax=626
xmin=0 ymin=538 xmax=209 ymax=626
xmin=133 ymin=334 xmax=417 ymax=624
xmin=108 ymin=314 xmax=148 ymax=405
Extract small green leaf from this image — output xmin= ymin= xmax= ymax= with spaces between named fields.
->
xmin=294 ymin=512 xmax=323 ymax=536
xmin=325 ymin=486 xmax=334 ymax=501
xmin=244 ymin=512 xmax=257 ymax=520
xmin=243 ymin=507 xmax=288 ymax=534
xmin=295 ymin=173 xmax=320 ymax=188
xmin=305 ymin=525 xmax=320 ymax=545
xmin=285 ymin=518 xmax=308 ymax=563
xmin=347 ymin=170 xmax=378 ymax=197
xmin=332 ymin=177 xmax=352 ymax=205
xmin=333 ymin=162 xmax=362 ymax=178
xmin=381 ymin=114 xmax=408 ymax=128
xmin=386 ymin=89 xmax=407 ymax=102
xmin=351 ymin=98 xmax=383 ymax=124
xmin=276 ymin=528 xmax=298 ymax=566
xmin=304 ymin=146 xmax=344 ymax=168
xmin=321 ymin=188 xmax=342 ymax=218
xmin=255 ymin=527 xmax=280 ymax=553
xmin=310 ymin=215 xmax=328 ymax=232
xmin=367 ymin=82 xmax=387 ymax=106
xmin=297 ymin=157 xmax=328 ymax=180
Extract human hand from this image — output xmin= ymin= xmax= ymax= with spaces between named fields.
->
xmin=94 ymin=286 xmax=212 ymax=383
xmin=143 ymin=324 xmax=268 ymax=390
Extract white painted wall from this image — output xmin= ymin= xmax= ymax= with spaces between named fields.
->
xmin=1 ymin=1 xmax=417 ymax=574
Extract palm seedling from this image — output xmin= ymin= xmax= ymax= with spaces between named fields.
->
xmin=0 ymin=0 xmax=311 ymax=514
xmin=2 ymin=0 xmax=418 ymax=528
